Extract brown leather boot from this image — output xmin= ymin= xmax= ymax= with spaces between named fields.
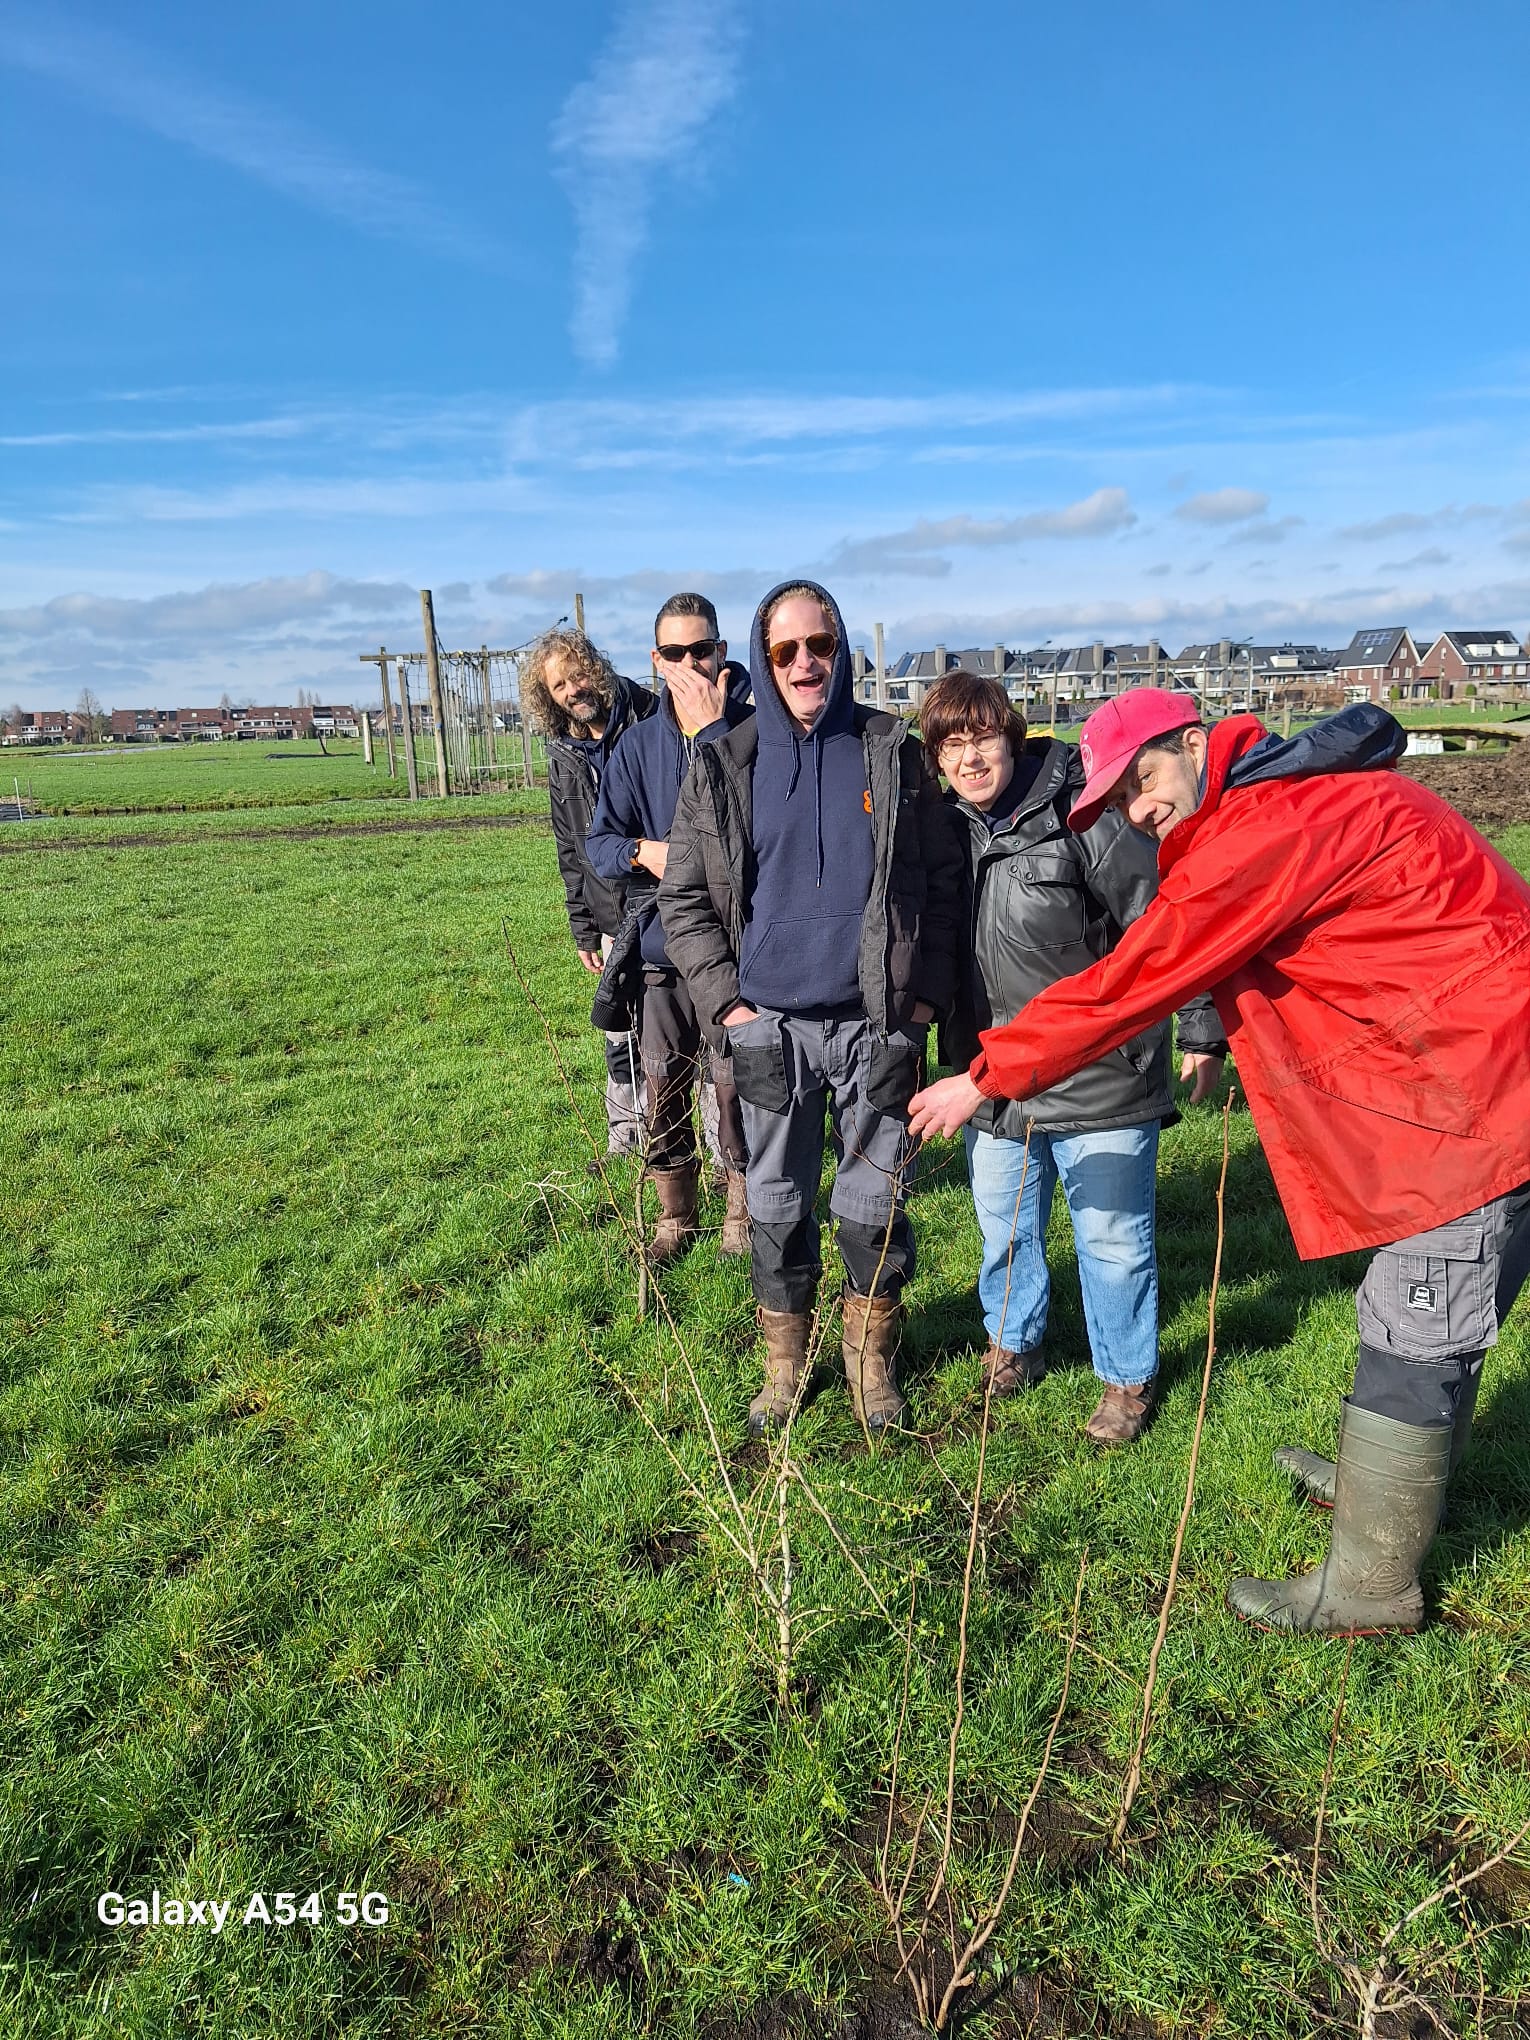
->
xmin=843 ymin=1290 xmax=907 ymax=1437
xmin=749 ymin=1308 xmax=813 ymax=1437
xmin=719 ymin=1171 xmax=751 ymax=1258
xmin=981 ymin=1340 xmax=1046 ymax=1397
xmin=1084 ymin=1378 xmax=1157 ymax=1446
xmin=647 ymin=1165 xmax=699 ymax=1265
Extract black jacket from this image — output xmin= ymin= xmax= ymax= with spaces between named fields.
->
xmin=546 ymin=676 xmax=658 ymax=949
xmin=659 ymin=709 xmax=965 ymax=1059
xmin=945 ymin=737 xmax=1225 ymax=1135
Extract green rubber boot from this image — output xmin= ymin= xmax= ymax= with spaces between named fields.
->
xmin=1275 ymin=1365 xmax=1481 ymax=1511
xmin=1230 ymin=1401 xmax=1451 ymax=1636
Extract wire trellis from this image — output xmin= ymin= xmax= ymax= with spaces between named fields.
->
xmin=392 ymin=646 xmax=532 ymax=793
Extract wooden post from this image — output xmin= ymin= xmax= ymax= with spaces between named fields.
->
xmin=356 ymin=647 xmax=399 ymax=777
xmin=874 ymin=620 xmax=886 ymax=711
xmin=420 ymin=589 xmax=450 ymax=798
xmin=378 ymin=649 xmax=398 ymax=777
xmin=479 ymin=645 xmax=496 ymax=780
xmin=519 ymin=657 xmax=536 ymax=787
xmin=396 ymin=661 xmax=422 ymax=801
xmin=574 ymin=591 xmax=586 ymax=635
xmin=360 ymin=709 xmax=374 ymax=765
xmin=1281 ymin=697 xmax=1292 ymax=739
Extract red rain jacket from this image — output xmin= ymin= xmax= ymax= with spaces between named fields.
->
xmin=969 ymin=715 xmax=1530 ymax=1259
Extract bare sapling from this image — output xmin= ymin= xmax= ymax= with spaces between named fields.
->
xmin=1307 ymin=1638 xmax=1530 ymax=2033
xmin=1112 ymin=1084 xmax=1236 ymax=1848
xmin=505 ymin=935 xmax=904 ymax=1706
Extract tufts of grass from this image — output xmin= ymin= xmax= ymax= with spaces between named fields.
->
xmin=1 ymin=815 xmax=1526 ymax=2037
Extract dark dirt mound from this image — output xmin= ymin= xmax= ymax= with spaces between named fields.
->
xmin=1400 ymin=734 xmax=1530 ymax=833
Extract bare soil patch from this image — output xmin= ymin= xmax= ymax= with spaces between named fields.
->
xmin=1400 ymin=734 xmax=1530 ymax=832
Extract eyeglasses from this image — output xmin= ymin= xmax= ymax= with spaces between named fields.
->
xmin=767 ymin=632 xmax=838 ymax=670
xmin=655 ymin=638 xmax=719 ymax=666
xmin=936 ymin=730 xmax=1008 ymax=763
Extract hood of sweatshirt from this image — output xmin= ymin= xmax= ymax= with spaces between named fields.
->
xmin=737 ymin=582 xmax=875 ymax=1011
xmin=746 ymin=580 xmax=858 ymax=885
xmin=748 ymin=581 xmax=855 ymax=747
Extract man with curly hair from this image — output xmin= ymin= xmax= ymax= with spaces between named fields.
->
xmin=522 ymin=626 xmax=657 ymax=1159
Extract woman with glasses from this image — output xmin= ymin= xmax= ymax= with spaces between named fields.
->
xmin=659 ymin=580 xmax=964 ymax=1441
xmin=922 ymin=668 xmax=1224 ymax=1445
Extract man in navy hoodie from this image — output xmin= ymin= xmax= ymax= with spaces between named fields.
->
xmin=586 ymin=593 xmax=754 ymax=1263
xmin=660 ymin=581 xmax=963 ymax=1438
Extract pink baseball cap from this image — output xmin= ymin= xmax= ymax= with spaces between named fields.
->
xmin=1068 ymin=687 xmax=1202 ymax=833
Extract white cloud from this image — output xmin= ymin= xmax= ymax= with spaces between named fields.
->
xmin=822 ymin=490 xmax=1138 ymax=576
xmin=0 ymin=571 xmax=416 ymax=647
xmin=0 ymin=10 xmax=509 ymax=271
xmin=1173 ymin=487 xmax=1269 ymax=524
xmin=1223 ymin=515 xmax=1304 ymax=547
xmin=552 ymin=0 xmax=746 ymax=368
xmin=1379 ymin=547 xmax=1452 ymax=571
xmin=1338 ymin=503 xmax=1506 ymax=542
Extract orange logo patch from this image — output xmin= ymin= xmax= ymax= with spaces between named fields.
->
xmin=863 ymin=789 xmax=872 ymax=812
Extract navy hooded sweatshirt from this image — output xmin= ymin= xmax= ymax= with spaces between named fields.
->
xmin=585 ymin=661 xmax=754 ymax=969
xmin=737 ymin=583 xmax=875 ymax=1013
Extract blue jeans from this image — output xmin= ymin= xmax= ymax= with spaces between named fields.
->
xmin=964 ymin=1123 xmax=1160 ymax=1388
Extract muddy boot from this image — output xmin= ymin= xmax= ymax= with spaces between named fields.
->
xmin=1085 ymin=1379 xmax=1157 ymax=1446
xmin=647 ymin=1165 xmax=699 ymax=1266
xmin=748 ymin=1308 xmax=813 ymax=1437
xmin=718 ymin=1172 xmax=751 ymax=1259
xmin=1229 ymin=1401 xmax=1452 ymax=1636
xmin=980 ymin=1340 xmax=1046 ymax=1397
xmin=1276 ymin=1362 xmax=1483 ymax=1511
xmin=843 ymin=1290 xmax=907 ymax=1438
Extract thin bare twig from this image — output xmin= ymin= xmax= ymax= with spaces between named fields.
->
xmin=933 ymin=1548 xmax=1090 ymax=2027
xmin=791 ymin=1463 xmax=903 ymax=1640
xmin=1310 ymin=1636 xmax=1355 ymax=1963
xmin=1113 ymin=1084 xmax=1237 ymax=1849
xmin=1357 ymin=1813 xmax=1530 ymax=2039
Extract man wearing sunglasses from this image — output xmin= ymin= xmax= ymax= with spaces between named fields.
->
xmin=585 ymin=594 xmax=755 ymax=1263
xmin=660 ymin=580 xmax=963 ymax=1440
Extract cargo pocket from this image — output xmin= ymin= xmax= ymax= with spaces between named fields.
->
xmin=1357 ymin=1215 xmax=1496 ymax=1360
xmin=727 ymin=1013 xmax=791 ymax=1115
xmin=867 ymin=1024 xmax=927 ymax=1116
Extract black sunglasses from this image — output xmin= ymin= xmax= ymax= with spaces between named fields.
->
xmin=655 ymin=638 xmax=720 ymax=665
xmin=767 ymin=632 xmax=837 ymax=670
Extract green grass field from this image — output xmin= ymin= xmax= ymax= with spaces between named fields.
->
xmin=5 ymin=737 xmax=548 ymax=816
xmin=2 ymin=762 xmax=1527 ymax=2038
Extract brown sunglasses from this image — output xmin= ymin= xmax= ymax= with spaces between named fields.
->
xmin=767 ymin=631 xmax=837 ymax=670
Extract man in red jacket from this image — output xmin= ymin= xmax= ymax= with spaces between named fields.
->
xmin=908 ymin=689 xmax=1530 ymax=1637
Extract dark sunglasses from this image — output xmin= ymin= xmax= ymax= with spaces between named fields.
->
xmin=767 ymin=632 xmax=837 ymax=670
xmin=655 ymin=638 xmax=719 ymax=665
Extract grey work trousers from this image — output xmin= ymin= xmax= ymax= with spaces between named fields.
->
xmin=730 ymin=1006 xmax=924 ymax=1313
xmin=640 ymin=970 xmax=745 ymax=1174
xmin=1351 ymin=1179 xmax=1530 ymax=1426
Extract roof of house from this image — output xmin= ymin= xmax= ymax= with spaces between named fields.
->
xmin=1336 ymin=626 xmax=1414 ymax=667
xmin=1426 ymin=629 xmax=1521 ymax=658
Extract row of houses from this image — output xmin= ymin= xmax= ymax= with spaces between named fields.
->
xmin=1 ymin=702 xmax=362 ymax=745
xmin=853 ymin=627 xmax=1530 ymax=714
xmin=8 ymin=624 xmax=1529 ymax=743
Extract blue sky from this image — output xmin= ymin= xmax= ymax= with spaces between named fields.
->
xmin=3 ymin=0 xmax=1529 ymax=709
